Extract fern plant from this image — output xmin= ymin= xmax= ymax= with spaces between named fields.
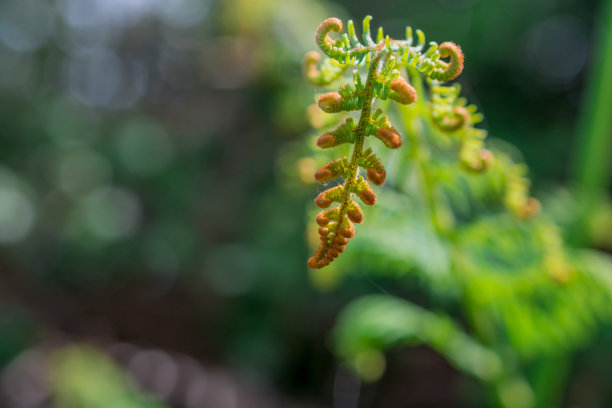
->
xmin=304 ymin=16 xmax=537 ymax=269
xmin=300 ymin=16 xmax=612 ymax=408
xmin=305 ymin=17 xmax=472 ymax=269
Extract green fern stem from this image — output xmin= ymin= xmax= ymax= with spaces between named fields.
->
xmin=309 ymin=47 xmax=386 ymax=268
xmin=402 ymin=67 xmax=453 ymax=235
xmin=340 ymin=50 xmax=385 ymax=211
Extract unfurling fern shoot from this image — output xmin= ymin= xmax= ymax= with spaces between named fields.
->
xmin=304 ymin=16 xmax=465 ymax=269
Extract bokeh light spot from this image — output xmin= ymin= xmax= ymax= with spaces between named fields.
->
xmin=115 ymin=119 xmax=175 ymax=176
xmin=353 ymin=349 xmax=385 ymax=382
xmin=0 ymin=170 xmax=36 ymax=244
xmin=66 ymin=47 xmax=124 ymax=108
xmin=156 ymin=0 xmax=210 ymax=28
xmin=82 ymin=186 xmax=141 ymax=240
xmin=0 ymin=0 xmax=55 ymax=52
xmin=56 ymin=149 xmax=113 ymax=194
xmin=523 ymin=16 xmax=589 ymax=87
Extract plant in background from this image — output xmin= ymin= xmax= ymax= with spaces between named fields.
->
xmin=302 ymin=16 xmax=612 ymax=408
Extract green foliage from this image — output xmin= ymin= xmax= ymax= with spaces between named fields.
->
xmin=334 ymin=294 xmax=503 ymax=382
xmin=302 ymin=15 xmax=612 ymax=408
xmin=51 ymin=346 xmax=166 ymax=408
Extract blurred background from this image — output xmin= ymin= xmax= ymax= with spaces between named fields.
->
xmin=0 ymin=0 xmax=610 ymax=407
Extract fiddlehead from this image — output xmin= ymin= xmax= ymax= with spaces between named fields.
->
xmin=316 ymin=17 xmax=346 ymax=60
xmin=435 ymin=42 xmax=464 ymax=82
xmin=429 ymin=82 xmax=492 ymax=171
xmin=304 ymin=16 xmax=465 ymax=269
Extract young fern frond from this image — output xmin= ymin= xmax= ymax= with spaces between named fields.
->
xmin=427 ymin=81 xmax=539 ymax=217
xmin=304 ymin=16 xmax=465 ymax=269
xmin=430 ymin=82 xmax=491 ymax=170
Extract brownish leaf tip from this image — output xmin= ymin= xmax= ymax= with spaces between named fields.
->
xmin=347 ymin=204 xmax=364 ymax=223
xmin=315 ymin=192 xmax=332 ymax=208
xmin=517 ymin=198 xmax=541 ymax=219
xmin=316 ymin=133 xmax=336 ymax=148
xmin=358 ymin=187 xmax=377 ymax=206
xmin=318 ymin=92 xmax=343 ymax=113
xmin=377 ymin=127 xmax=402 ymax=149
xmin=366 ymin=167 xmax=386 ymax=185
xmin=315 ymin=167 xmax=334 ymax=182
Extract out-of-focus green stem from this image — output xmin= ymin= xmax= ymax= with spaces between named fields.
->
xmin=398 ymin=68 xmax=454 ymax=236
xmin=529 ymin=357 xmax=569 ymax=408
xmin=571 ymin=0 xmax=612 ymax=244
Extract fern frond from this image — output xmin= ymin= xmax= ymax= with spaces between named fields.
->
xmin=430 ymin=83 xmax=481 ymax=131
xmin=428 ymin=82 xmax=492 ymax=172
xmin=427 ymin=82 xmax=538 ymax=215
xmin=305 ymin=17 xmax=464 ymax=269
